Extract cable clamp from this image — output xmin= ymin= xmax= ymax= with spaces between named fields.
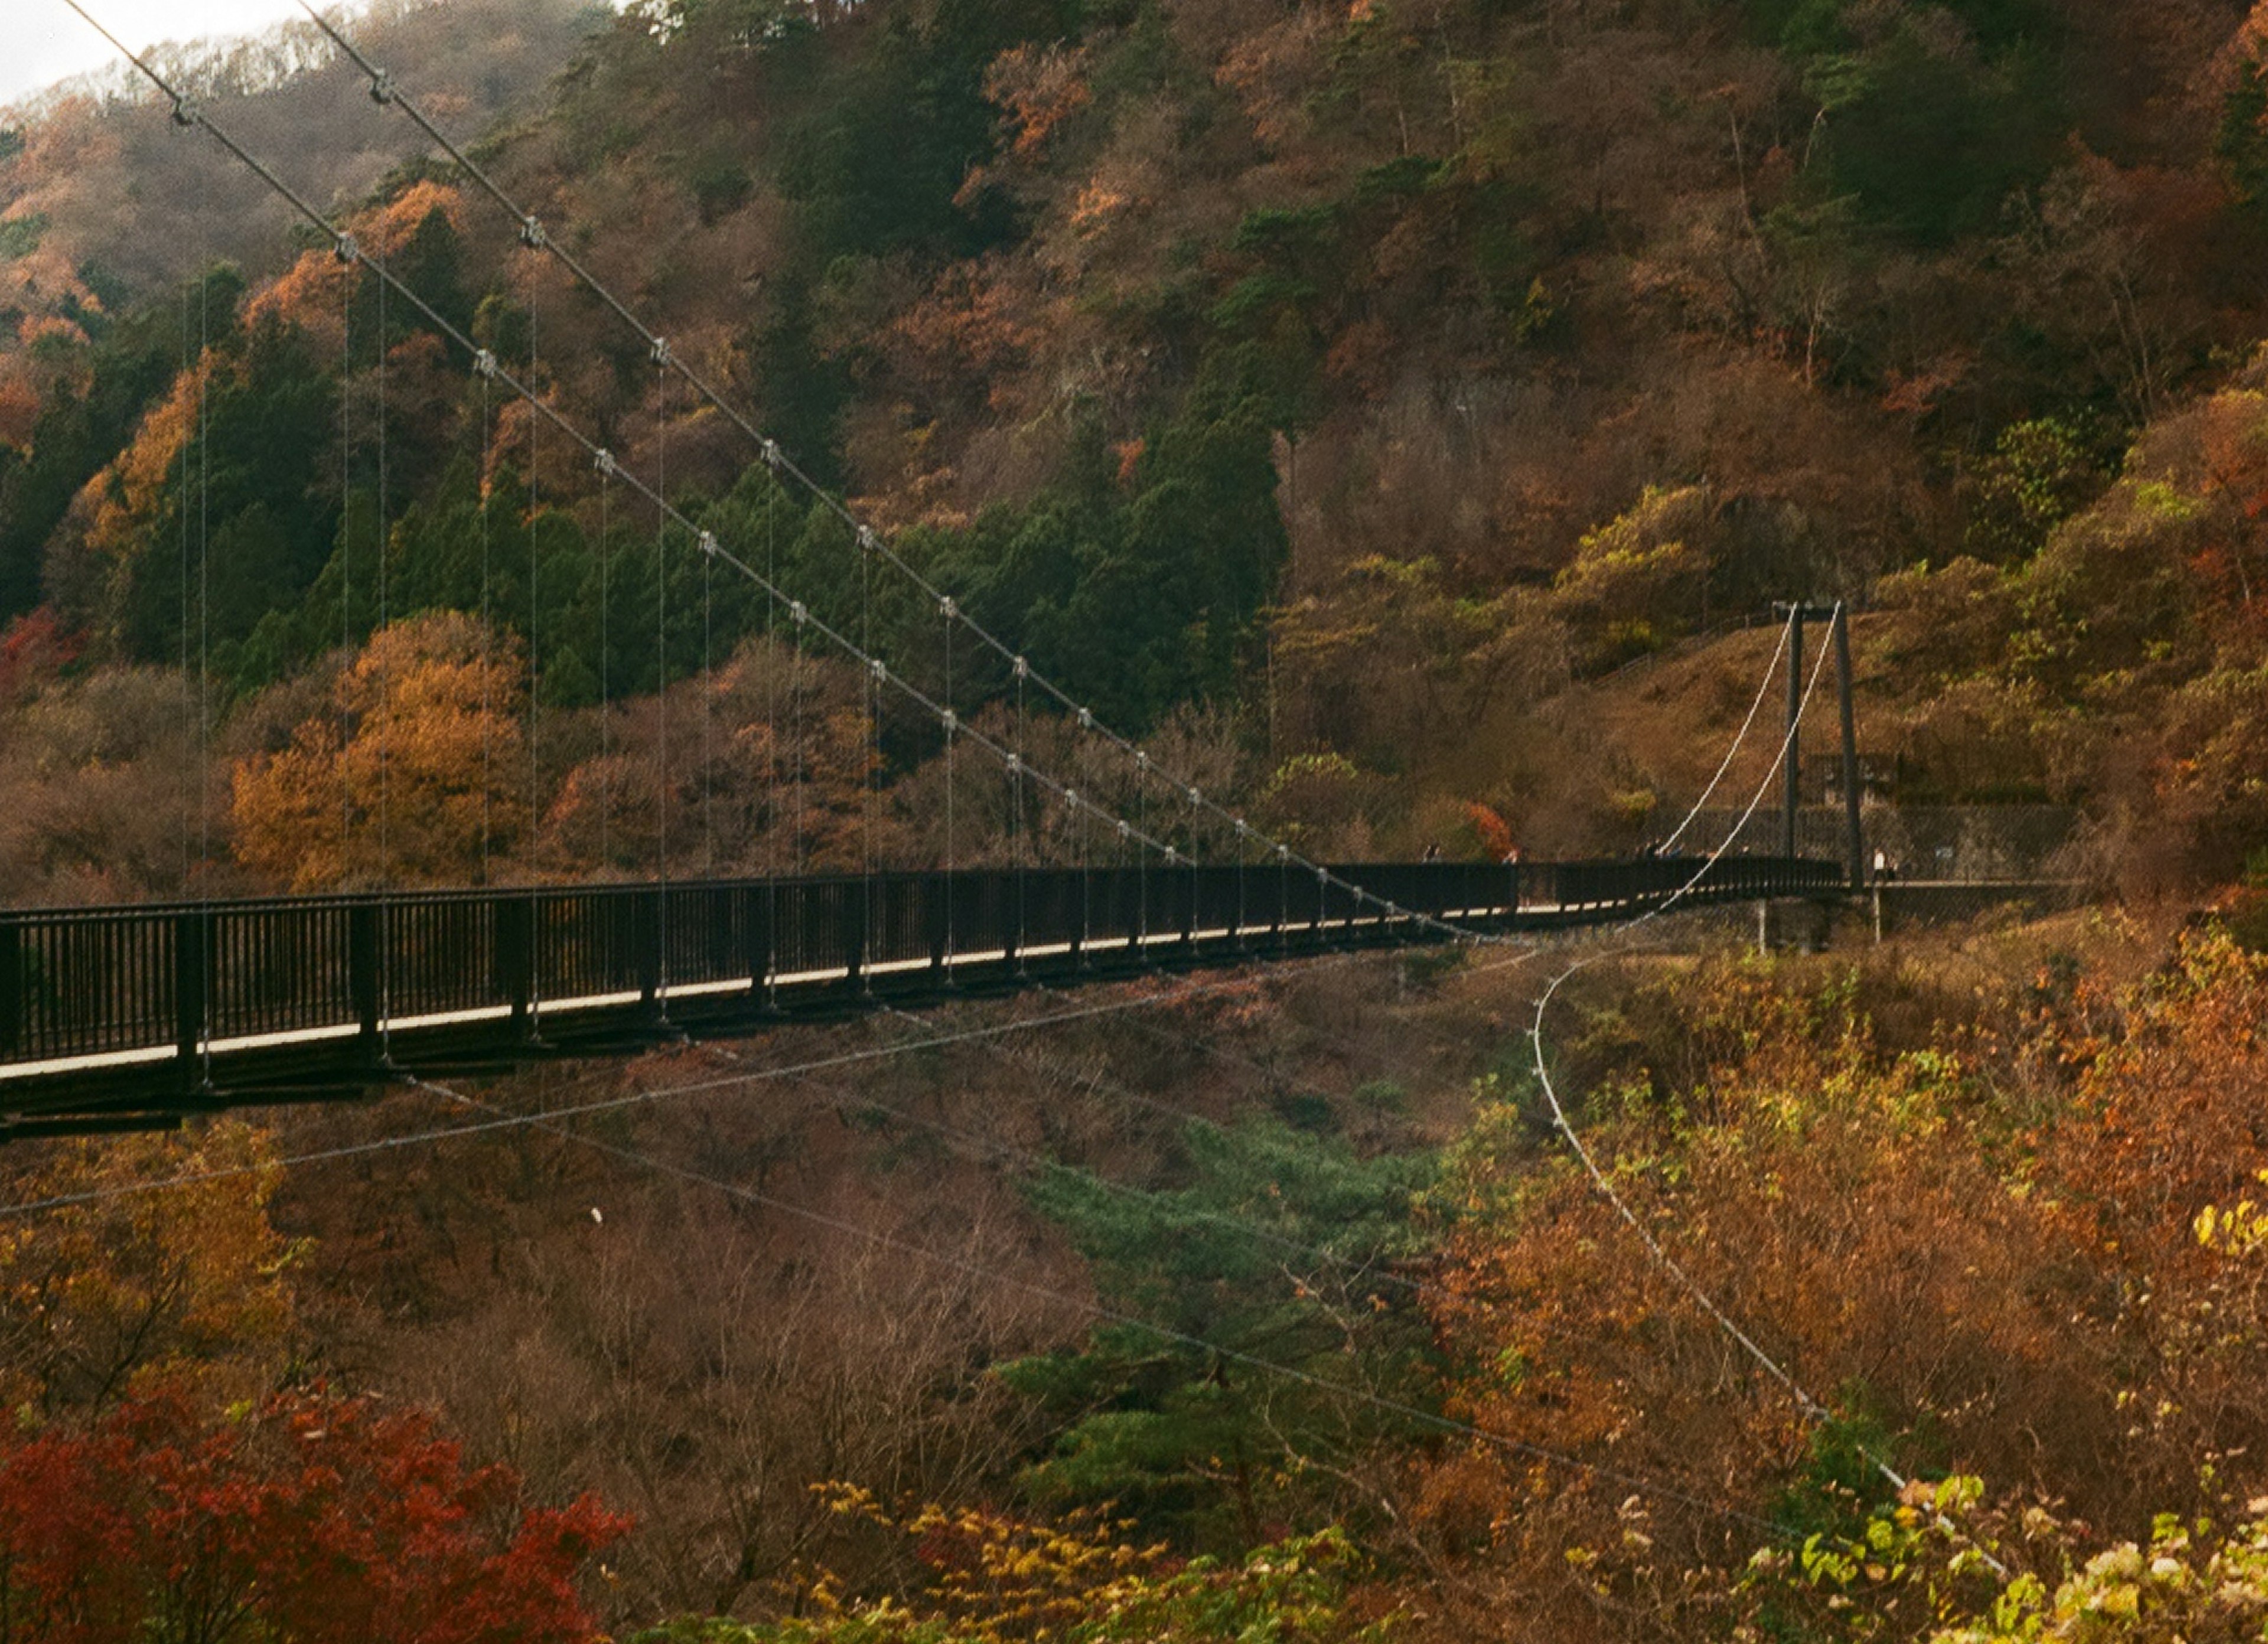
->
xmin=1076 ymin=706 xmax=1094 ymax=730
xmin=1234 ymin=818 xmax=1250 ymax=837
xmin=1164 ymin=847 xmax=1181 ymax=865
xmin=1135 ymin=751 xmax=1151 ymax=771
xmin=170 ymin=97 xmax=202 ymax=128
xmin=788 ymin=600 xmax=808 ymax=626
xmin=760 ymin=438 xmax=783 ymax=469
xmin=856 ymin=526 xmax=880 ymax=555
xmin=1317 ymin=866 xmax=1331 ymax=883
xmin=472 ymin=348 xmax=498 ymax=380
xmin=1064 ymin=788 xmax=1079 ymax=810
xmin=698 ymin=530 xmax=719 ymax=557
xmin=594 ymin=449 xmax=617 ymax=478
xmin=939 ymin=594 xmax=957 ymax=619
xmin=869 ymin=658 xmax=887 ymax=682
xmin=333 ymin=232 xmax=360 ymax=265
xmin=1006 ymin=754 xmax=1023 ymax=776
xmin=1276 ymin=843 xmax=1291 ymax=861
xmin=650 ymin=336 xmax=672 ymax=368
xmin=519 ymin=217 xmax=548 ymax=250
xmin=940 ymin=709 xmax=957 ymax=733
xmin=369 ymin=71 xmax=396 ymax=106
xmin=1012 ymin=655 xmax=1029 ymax=680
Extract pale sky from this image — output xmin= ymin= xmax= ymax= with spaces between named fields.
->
xmin=0 ymin=0 xmax=326 ymax=110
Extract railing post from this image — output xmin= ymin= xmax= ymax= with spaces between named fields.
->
xmin=174 ymin=909 xmax=210 ymax=1088
xmin=349 ymin=900 xmax=382 ymax=1067
xmin=842 ymin=879 xmax=869 ymax=998
xmin=998 ymin=871 xmax=1019 ymax=976
xmin=0 ymin=922 xmax=18 ymax=1060
xmin=748 ymin=885 xmax=777 ymax=1010
xmin=636 ymin=889 xmax=666 ymax=1019
xmin=927 ymin=872 xmax=950 ymax=984
xmin=1136 ymin=863 xmax=1152 ymax=967
xmin=1070 ymin=869 xmax=1089 ymax=971
xmin=498 ymin=896 xmax=536 ymax=1039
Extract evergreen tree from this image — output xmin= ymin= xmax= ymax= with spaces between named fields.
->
xmin=999 ymin=1114 xmax=1438 ymax=1548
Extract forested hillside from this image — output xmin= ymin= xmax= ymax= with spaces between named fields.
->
xmin=2 ymin=0 xmax=2267 ymax=898
xmin=8 ymin=1 xmax=2268 ymax=1640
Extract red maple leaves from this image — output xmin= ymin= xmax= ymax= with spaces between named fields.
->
xmin=0 ymin=1387 xmax=625 ymax=1643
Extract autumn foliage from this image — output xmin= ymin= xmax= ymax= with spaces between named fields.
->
xmin=0 ymin=1387 xmax=624 ymax=1644
xmin=0 ymin=1121 xmax=296 ymax=1422
xmin=232 ymin=613 xmax=527 ymax=891
xmin=1400 ymin=929 xmax=2268 ymax=1639
xmin=630 ymin=1484 xmax=1383 ymax=1643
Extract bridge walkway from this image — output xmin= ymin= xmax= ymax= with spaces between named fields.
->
xmin=0 ymin=855 xmax=1842 ymax=1138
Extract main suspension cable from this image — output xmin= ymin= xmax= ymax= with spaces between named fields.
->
xmin=1518 ymin=607 xmax=2005 ymax=1570
xmin=287 ymin=0 xmax=1486 ymax=936
xmin=63 ymin=3 xmax=1485 ymax=1137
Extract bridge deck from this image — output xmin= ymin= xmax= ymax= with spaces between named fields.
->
xmin=0 ymin=856 xmax=1844 ymax=1137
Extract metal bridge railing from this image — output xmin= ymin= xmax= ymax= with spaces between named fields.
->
xmin=0 ymin=855 xmax=1842 ymax=1117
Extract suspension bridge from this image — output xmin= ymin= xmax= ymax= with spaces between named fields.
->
xmin=0 ymin=9 xmax=2055 ymax=1564
xmin=6 ymin=2 xmax=1865 ymax=1140
xmin=0 ymin=854 xmax=1842 ymax=1137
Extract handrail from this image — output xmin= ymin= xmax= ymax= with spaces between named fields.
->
xmin=0 ymin=855 xmax=1843 ymax=1134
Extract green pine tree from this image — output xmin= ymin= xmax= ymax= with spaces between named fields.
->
xmin=999 ymin=1113 xmax=1439 ymax=1549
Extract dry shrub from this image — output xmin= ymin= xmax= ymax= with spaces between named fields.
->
xmin=540 ymin=638 xmax=899 ymax=879
xmin=0 ymin=658 xmax=237 ymax=904
xmin=1870 ymin=557 xmax=2019 ymax=689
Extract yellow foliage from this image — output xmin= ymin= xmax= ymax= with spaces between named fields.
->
xmin=232 ymin=612 xmax=529 ymax=890
xmin=788 ymin=1484 xmax=1385 ymax=1640
xmin=1553 ymin=485 xmax=1712 ymax=620
xmin=82 ymin=354 xmax=217 ymax=570
xmin=0 ymin=1120 xmax=298 ymax=1421
xmin=2195 ymin=1171 xmax=2268 ymax=1257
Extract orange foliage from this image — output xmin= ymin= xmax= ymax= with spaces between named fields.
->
xmin=2196 ymin=387 xmax=2268 ymax=534
xmin=1419 ymin=939 xmax=2268 ymax=1595
xmin=0 ymin=372 xmax=41 ymax=454
xmin=1463 ymin=801 xmax=1514 ymax=860
xmin=246 ymin=246 xmax=356 ymax=349
xmin=80 ymin=354 xmax=217 ymax=571
xmin=362 ymin=179 xmax=470 ymax=258
xmin=0 ymin=1120 xmax=297 ymax=1420
xmin=891 ymin=263 xmax=1035 ymax=416
xmin=2240 ymin=1 xmax=2268 ymax=76
xmin=231 ymin=614 xmax=528 ymax=891
xmin=245 ymin=181 xmax=465 ymax=347
xmin=982 ymin=44 xmax=1093 ymax=163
